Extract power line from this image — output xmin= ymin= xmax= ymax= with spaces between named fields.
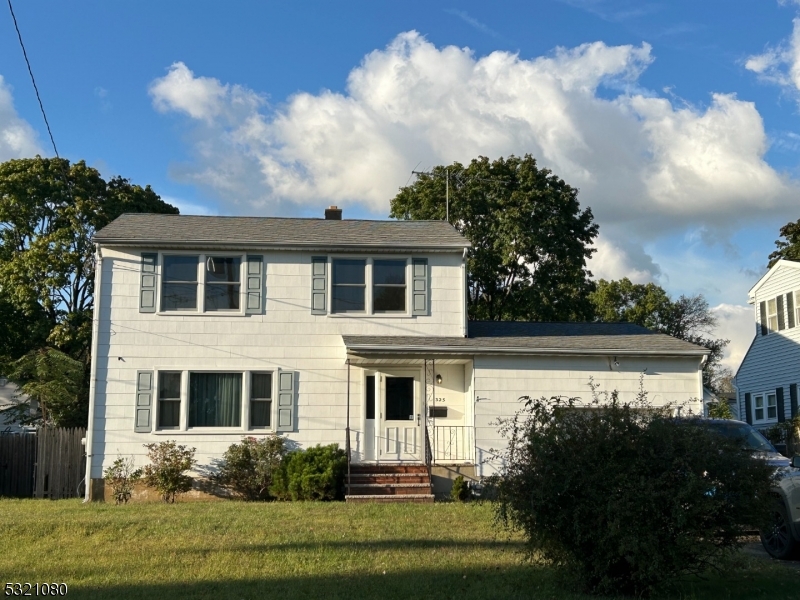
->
xmin=7 ymin=0 xmax=61 ymax=159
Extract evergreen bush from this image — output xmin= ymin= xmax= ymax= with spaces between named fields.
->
xmin=450 ymin=475 xmax=471 ymax=502
xmin=271 ymin=444 xmax=346 ymax=501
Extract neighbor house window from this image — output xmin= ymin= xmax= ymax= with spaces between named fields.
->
xmin=373 ymin=259 xmax=406 ymax=312
xmin=205 ymin=256 xmax=241 ymax=311
xmin=767 ymin=298 xmax=778 ymax=333
xmin=753 ymin=393 xmax=778 ymax=423
xmin=188 ymin=372 xmax=242 ymax=427
xmin=332 ymin=259 xmax=366 ymax=313
xmin=162 ymin=255 xmax=199 ymax=311
xmin=158 ymin=372 xmax=181 ymax=429
xmin=795 ymin=290 xmax=800 ymax=326
xmin=250 ymin=373 xmax=272 ymax=428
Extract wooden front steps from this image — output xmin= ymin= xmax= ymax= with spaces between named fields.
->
xmin=345 ymin=464 xmax=434 ymax=503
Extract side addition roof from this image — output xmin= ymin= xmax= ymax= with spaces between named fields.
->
xmin=94 ymin=214 xmax=470 ymax=252
xmin=344 ymin=321 xmax=709 ymax=357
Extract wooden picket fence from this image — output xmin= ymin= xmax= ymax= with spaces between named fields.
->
xmin=0 ymin=427 xmax=86 ymax=499
xmin=0 ymin=433 xmax=37 ymax=497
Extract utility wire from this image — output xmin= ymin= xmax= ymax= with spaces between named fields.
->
xmin=7 ymin=0 xmax=61 ymax=159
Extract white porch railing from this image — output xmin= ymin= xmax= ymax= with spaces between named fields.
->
xmin=430 ymin=425 xmax=474 ymax=463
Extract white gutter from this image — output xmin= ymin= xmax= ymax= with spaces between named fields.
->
xmin=93 ymin=240 xmax=471 ymax=253
xmin=345 ymin=345 xmax=710 ymax=357
xmin=83 ymin=246 xmax=103 ymax=502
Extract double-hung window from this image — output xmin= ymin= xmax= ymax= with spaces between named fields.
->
xmin=373 ymin=259 xmax=406 ymax=312
xmin=162 ymin=256 xmax=199 ymax=311
xmin=250 ymin=373 xmax=272 ymax=428
xmin=205 ymin=256 xmax=241 ymax=311
xmin=158 ymin=372 xmax=181 ymax=429
xmin=767 ymin=298 xmax=779 ymax=333
xmin=332 ymin=259 xmax=366 ymax=313
xmin=753 ymin=393 xmax=777 ymax=423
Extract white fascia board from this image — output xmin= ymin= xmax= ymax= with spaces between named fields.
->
xmin=748 ymin=259 xmax=800 ymax=302
xmin=91 ymin=240 xmax=468 ymax=253
xmin=345 ymin=344 xmax=709 ymax=357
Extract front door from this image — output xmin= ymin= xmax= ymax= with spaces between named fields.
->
xmin=379 ymin=371 xmax=421 ymax=461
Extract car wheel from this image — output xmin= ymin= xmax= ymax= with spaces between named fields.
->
xmin=760 ymin=499 xmax=797 ymax=560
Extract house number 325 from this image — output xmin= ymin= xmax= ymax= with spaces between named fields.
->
xmin=434 ymin=397 xmax=446 ymax=403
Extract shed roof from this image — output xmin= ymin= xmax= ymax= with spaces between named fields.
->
xmin=344 ymin=321 xmax=708 ymax=356
xmin=94 ymin=214 xmax=470 ymax=251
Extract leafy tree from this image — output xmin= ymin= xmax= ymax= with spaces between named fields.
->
xmin=0 ymin=347 xmax=85 ymax=427
xmin=492 ymin=385 xmax=774 ymax=596
xmin=768 ymin=218 xmax=800 ymax=267
xmin=0 ymin=157 xmax=178 ymax=426
xmin=590 ymin=278 xmax=729 ymax=392
xmin=390 ymin=155 xmax=598 ymax=321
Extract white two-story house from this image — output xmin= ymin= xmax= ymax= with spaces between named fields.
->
xmin=85 ymin=209 xmax=708 ymax=500
xmin=736 ymin=259 xmax=800 ymax=430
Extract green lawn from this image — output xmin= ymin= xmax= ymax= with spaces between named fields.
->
xmin=0 ymin=499 xmax=797 ymax=599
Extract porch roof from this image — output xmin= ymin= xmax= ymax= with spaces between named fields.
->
xmin=343 ymin=322 xmax=709 ymax=358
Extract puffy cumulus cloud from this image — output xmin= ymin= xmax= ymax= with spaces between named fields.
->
xmin=149 ymin=31 xmax=798 ymax=233
xmin=711 ymin=303 xmax=755 ymax=372
xmin=0 ymin=76 xmax=42 ymax=161
xmin=588 ymin=235 xmax=661 ymax=284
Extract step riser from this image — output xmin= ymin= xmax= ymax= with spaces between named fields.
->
xmin=350 ymin=477 xmax=429 ymax=484
xmin=351 ymin=466 xmax=429 ymax=474
xmin=347 ymin=489 xmax=432 ymax=496
xmin=346 ymin=497 xmax=434 ymax=504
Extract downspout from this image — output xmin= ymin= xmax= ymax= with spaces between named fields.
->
xmin=462 ymin=248 xmax=468 ymax=338
xmin=83 ymin=246 xmax=103 ymax=502
xmin=345 ymin=358 xmax=351 ymax=497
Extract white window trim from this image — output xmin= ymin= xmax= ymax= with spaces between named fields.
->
xmin=153 ymin=369 xmax=278 ymax=434
xmin=327 ymin=255 xmax=412 ymax=317
xmin=156 ymin=251 xmax=249 ymax=317
xmin=794 ymin=290 xmax=800 ymax=326
xmin=766 ymin=298 xmax=779 ymax=334
xmin=752 ymin=391 xmax=778 ymax=425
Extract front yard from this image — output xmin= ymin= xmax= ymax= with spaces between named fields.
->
xmin=0 ymin=499 xmax=797 ymax=599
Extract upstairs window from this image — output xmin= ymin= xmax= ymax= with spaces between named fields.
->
xmin=332 ymin=259 xmax=366 ymax=313
xmin=162 ymin=256 xmax=198 ymax=311
xmin=767 ymin=298 xmax=778 ymax=333
xmin=373 ymin=260 xmax=406 ymax=312
xmin=205 ymin=256 xmax=241 ymax=311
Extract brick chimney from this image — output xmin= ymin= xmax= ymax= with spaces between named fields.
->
xmin=324 ymin=205 xmax=342 ymax=220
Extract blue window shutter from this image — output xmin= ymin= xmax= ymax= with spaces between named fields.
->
xmin=245 ymin=255 xmax=264 ymax=314
xmin=777 ymin=296 xmax=786 ymax=331
xmin=759 ymin=302 xmax=767 ymax=336
xmin=276 ymin=371 xmax=296 ymax=432
xmin=412 ymin=258 xmax=428 ymax=316
xmin=311 ymin=257 xmax=327 ymax=315
xmin=787 ymin=294 xmax=795 ymax=329
xmin=134 ymin=371 xmax=154 ymax=433
xmin=139 ymin=253 xmax=157 ymax=313
xmin=744 ymin=393 xmax=752 ymax=425
xmin=776 ymin=387 xmax=786 ymax=422
xmin=790 ymin=384 xmax=798 ymax=418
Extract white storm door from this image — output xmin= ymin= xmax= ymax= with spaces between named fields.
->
xmin=380 ymin=372 xmax=420 ymax=461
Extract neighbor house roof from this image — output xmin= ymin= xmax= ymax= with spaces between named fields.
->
xmin=94 ymin=214 xmax=470 ymax=252
xmin=343 ymin=321 xmax=709 ymax=357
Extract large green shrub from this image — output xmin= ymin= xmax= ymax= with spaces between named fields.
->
xmin=271 ymin=444 xmax=347 ymax=501
xmin=216 ymin=435 xmax=288 ymax=500
xmin=142 ymin=441 xmax=196 ymax=503
xmin=492 ymin=386 xmax=775 ymax=596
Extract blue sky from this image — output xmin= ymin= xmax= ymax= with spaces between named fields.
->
xmin=3 ymin=0 xmax=800 ymax=368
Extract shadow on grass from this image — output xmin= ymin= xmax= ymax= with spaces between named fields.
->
xmin=72 ymin=566 xmax=553 ymax=600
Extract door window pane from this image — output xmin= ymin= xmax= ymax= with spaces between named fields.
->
xmin=332 ymin=259 xmax=365 ymax=312
xmin=366 ymin=375 xmax=375 ymax=420
xmin=205 ymin=257 xmax=241 ymax=311
xmin=373 ymin=260 xmax=406 ymax=312
xmin=189 ymin=373 xmax=242 ymax=427
xmin=162 ymin=256 xmax=198 ymax=311
xmin=385 ymin=377 xmax=414 ymax=421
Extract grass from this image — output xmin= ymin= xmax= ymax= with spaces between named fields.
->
xmin=1 ymin=499 xmax=798 ymax=599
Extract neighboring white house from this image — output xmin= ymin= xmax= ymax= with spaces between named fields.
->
xmin=85 ymin=210 xmax=708 ymax=500
xmin=735 ymin=259 xmax=800 ymax=429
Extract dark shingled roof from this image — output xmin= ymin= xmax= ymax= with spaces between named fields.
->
xmin=343 ymin=321 xmax=708 ymax=355
xmin=94 ymin=214 xmax=470 ymax=250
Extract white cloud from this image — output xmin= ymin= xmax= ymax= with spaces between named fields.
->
xmin=148 ymin=31 xmax=799 ymax=245
xmin=745 ymin=17 xmax=800 ymax=94
xmin=589 ymin=236 xmax=661 ymax=283
xmin=0 ymin=75 xmax=43 ymax=161
xmin=711 ymin=303 xmax=755 ymax=372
